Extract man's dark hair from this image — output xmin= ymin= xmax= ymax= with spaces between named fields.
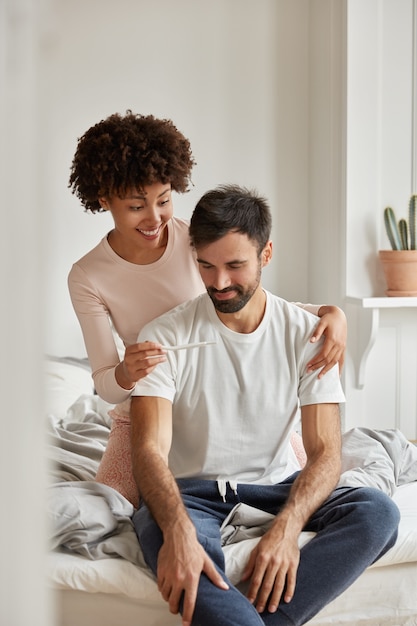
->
xmin=189 ymin=184 xmax=272 ymax=254
xmin=69 ymin=110 xmax=195 ymax=213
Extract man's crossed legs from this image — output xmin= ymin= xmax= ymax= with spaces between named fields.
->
xmin=133 ymin=475 xmax=399 ymax=626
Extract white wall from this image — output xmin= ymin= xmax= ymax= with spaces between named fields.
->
xmin=300 ymin=0 xmax=417 ymax=440
xmin=345 ymin=0 xmax=414 ymax=298
xmin=343 ymin=0 xmax=417 ymax=439
xmin=41 ymin=0 xmax=311 ymax=357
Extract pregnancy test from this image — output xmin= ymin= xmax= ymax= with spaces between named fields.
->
xmin=145 ymin=341 xmax=216 ymax=359
xmin=162 ymin=340 xmax=216 ymax=351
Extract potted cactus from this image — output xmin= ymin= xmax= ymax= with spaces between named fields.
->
xmin=379 ymin=194 xmax=417 ymax=296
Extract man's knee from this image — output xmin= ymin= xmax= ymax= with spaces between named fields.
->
xmin=351 ymin=487 xmax=400 ymax=549
xmin=354 ymin=486 xmax=399 ymax=521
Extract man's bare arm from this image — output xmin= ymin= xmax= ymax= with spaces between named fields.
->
xmin=242 ymin=402 xmax=342 ymax=614
xmin=131 ymin=396 xmax=180 ymax=524
xmin=280 ymin=402 xmax=342 ymax=529
xmin=130 ymin=396 xmax=228 ymax=626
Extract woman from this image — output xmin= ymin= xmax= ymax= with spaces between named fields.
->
xmin=68 ymin=111 xmax=346 ymax=507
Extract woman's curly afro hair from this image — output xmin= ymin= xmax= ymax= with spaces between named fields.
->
xmin=69 ymin=110 xmax=196 ymax=213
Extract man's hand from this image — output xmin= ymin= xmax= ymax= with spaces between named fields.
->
xmin=240 ymin=525 xmax=300 ymax=613
xmin=157 ymin=523 xmax=229 ymax=626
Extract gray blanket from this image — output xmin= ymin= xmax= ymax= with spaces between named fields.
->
xmin=47 ymin=481 xmax=143 ymax=564
xmin=47 ymin=395 xmax=143 ymax=565
xmin=338 ymin=427 xmax=417 ymax=495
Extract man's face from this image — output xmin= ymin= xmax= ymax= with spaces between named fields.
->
xmin=196 ymin=231 xmax=271 ymax=314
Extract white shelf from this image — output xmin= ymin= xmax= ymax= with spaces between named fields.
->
xmin=346 ymin=296 xmax=417 ymax=308
xmin=345 ymin=296 xmax=417 ymax=388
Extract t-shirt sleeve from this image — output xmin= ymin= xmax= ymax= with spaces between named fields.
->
xmin=131 ymin=322 xmax=177 ymax=402
xmin=288 ymin=302 xmax=345 ymax=407
xmin=298 ymin=361 xmax=345 ymax=407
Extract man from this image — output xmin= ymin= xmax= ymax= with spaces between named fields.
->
xmin=130 ymin=184 xmax=399 ymax=626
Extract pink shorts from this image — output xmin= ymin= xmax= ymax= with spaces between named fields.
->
xmin=95 ymin=407 xmax=139 ymax=508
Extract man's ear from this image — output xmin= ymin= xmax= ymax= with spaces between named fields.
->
xmin=261 ymin=240 xmax=273 ymax=267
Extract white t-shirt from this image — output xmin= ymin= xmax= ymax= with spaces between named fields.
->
xmin=133 ymin=291 xmax=345 ymax=486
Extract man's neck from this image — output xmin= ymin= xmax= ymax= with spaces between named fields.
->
xmin=215 ymin=287 xmax=267 ymax=334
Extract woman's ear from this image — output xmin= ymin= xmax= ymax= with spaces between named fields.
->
xmin=261 ymin=240 xmax=273 ymax=267
xmin=98 ymin=197 xmax=109 ymax=211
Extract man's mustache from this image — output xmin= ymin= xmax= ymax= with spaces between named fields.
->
xmin=208 ymin=286 xmax=242 ymax=295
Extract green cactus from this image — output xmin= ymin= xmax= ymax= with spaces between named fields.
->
xmin=383 ymin=196 xmax=417 ymax=250
xmin=409 ymin=194 xmax=416 ymax=250
xmin=384 ymin=207 xmax=402 ymax=249
xmin=399 ymin=219 xmax=409 ymax=249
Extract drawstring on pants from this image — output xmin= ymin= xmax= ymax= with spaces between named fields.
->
xmin=217 ymin=479 xmax=238 ymax=502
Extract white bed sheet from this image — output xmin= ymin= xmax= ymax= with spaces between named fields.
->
xmin=52 ymin=561 xmax=417 ymax=626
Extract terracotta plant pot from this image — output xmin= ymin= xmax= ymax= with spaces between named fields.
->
xmin=379 ymin=250 xmax=417 ymax=296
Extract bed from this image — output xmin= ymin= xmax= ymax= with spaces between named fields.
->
xmin=46 ymin=356 xmax=417 ymax=626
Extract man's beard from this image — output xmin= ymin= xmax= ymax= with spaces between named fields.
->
xmin=206 ymin=268 xmax=261 ymax=314
xmin=206 ymin=286 xmax=252 ymax=313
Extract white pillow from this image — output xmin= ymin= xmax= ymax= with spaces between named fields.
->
xmin=44 ymin=357 xmax=94 ymax=421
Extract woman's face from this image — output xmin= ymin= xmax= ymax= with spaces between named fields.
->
xmin=100 ymin=182 xmax=174 ymax=262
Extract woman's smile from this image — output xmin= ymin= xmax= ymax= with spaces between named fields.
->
xmin=137 ymin=224 xmax=164 ymax=239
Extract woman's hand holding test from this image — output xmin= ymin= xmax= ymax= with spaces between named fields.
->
xmin=115 ymin=342 xmax=167 ymax=390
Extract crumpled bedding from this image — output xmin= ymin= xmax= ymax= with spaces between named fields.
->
xmin=47 ymin=394 xmax=109 ymax=483
xmin=220 ymin=502 xmax=276 ymax=546
xmin=47 ymin=393 xmax=417 ymax=565
xmin=47 ymin=395 xmax=143 ymax=565
xmin=338 ymin=427 xmax=417 ymax=495
xmin=48 ymin=481 xmax=143 ymax=564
